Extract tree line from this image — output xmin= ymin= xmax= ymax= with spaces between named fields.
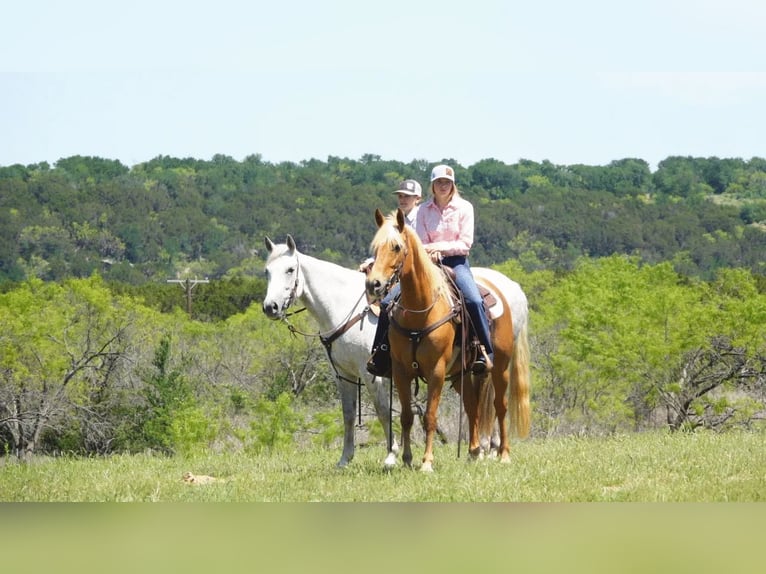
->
xmin=1 ymin=154 xmax=765 ymax=291
xmin=0 ymin=153 xmax=764 ymax=459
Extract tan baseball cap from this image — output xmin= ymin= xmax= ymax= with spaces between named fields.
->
xmin=393 ymin=179 xmax=422 ymax=197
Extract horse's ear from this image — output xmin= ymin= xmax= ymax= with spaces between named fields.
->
xmin=395 ymin=209 xmax=406 ymax=232
xmin=374 ymin=208 xmax=385 ymax=228
xmin=286 ymin=235 xmax=297 ymax=253
xmin=264 ymin=236 xmax=275 ymax=253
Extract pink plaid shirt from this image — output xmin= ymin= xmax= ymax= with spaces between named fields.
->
xmin=415 ymin=194 xmax=474 ymax=257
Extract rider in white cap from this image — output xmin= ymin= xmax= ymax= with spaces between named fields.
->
xmin=367 ymin=164 xmax=493 ymax=376
xmin=416 ymin=164 xmax=493 ymax=373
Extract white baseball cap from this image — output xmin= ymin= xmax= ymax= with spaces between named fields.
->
xmin=430 ymin=164 xmax=455 ymax=183
xmin=393 ymin=179 xmax=422 ymax=197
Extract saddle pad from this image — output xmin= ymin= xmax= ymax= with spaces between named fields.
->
xmin=478 ymin=280 xmax=504 ymax=320
xmin=440 ymin=265 xmax=504 ymax=320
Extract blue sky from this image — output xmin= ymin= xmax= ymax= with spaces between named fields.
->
xmin=2 ymin=0 xmax=765 ymax=170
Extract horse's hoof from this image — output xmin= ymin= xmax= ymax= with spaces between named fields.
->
xmin=420 ymin=461 xmax=434 ymax=473
xmin=383 ymin=452 xmax=397 ymax=470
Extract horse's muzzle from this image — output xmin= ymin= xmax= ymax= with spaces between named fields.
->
xmin=262 ymin=300 xmax=285 ymax=319
xmin=365 ymin=278 xmax=386 ymax=302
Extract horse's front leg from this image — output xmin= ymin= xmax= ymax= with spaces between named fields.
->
xmin=421 ymin=376 xmax=445 ymax=473
xmin=392 ymin=372 xmax=414 ymax=469
xmin=366 ymin=376 xmax=399 ymax=468
xmin=336 ymin=379 xmax=357 ymax=468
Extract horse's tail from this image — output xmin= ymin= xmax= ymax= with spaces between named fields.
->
xmin=477 ymin=375 xmax=496 ymax=448
xmin=509 ymin=320 xmax=531 ymax=438
xmin=476 ymin=319 xmax=532 ymax=445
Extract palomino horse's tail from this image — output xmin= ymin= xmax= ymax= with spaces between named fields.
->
xmin=510 ymin=320 xmax=531 ymax=438
xmin=478 ymin=320 xmax=531 ymax=442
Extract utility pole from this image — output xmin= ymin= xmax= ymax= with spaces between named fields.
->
xmin=167 ymin=277 xmax=210 ymax=316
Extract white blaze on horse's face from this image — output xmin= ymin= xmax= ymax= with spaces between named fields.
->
xmin=365 ymin=208 xmax=407 ymax=302
xmin=262 ymin=236 xmax=301 ymax=319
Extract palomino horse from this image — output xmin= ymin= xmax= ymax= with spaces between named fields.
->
xmin=263 ymin=236 xmax=398 ymax=468
xmin=365 ymin=209 xmax=530 ymax=471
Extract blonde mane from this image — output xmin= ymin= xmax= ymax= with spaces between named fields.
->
xmin=371 ymin=210 xmax=448 ymax=300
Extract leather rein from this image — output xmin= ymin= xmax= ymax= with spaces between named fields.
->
xmin=279 ymin=257 xmax=373 ymax=388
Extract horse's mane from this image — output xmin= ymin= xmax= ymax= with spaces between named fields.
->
xmin=372 ymin=211 xmax=448 ymax=298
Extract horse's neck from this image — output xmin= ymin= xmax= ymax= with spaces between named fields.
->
xmin=399 ymin=249 xmax=445 ymax=318
xmin=298 ymin=254 xmax=364 ymax=329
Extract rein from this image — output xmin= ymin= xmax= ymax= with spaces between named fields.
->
xmin=276 ymin=254 xmax=376 ymax=426
xmin=283 ymin=290 xmax=370 ymax=387
xmin=281 ymin=290 xmax=373 ymax=428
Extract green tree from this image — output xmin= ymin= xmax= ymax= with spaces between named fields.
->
xmin=0 ymin=277 xmax=137 ymax=459
xmin=532 ymin=256 xmax=766 ymax=434
xmin=136 ymin=335 xmax=193 ymax=453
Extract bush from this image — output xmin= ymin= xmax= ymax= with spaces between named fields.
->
xmin=243 ymin=392 xmax=303 ymax=454
xmin=307 ymin=410 xmax=343 ymax=449
xmin=169 ymin=406 xmax=220 ymax=457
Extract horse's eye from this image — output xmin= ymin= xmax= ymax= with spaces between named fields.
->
xmin=287 ymin=267 xmax=295 ymax=275
xmin=393 ymin=244 xmax=401 ymax=253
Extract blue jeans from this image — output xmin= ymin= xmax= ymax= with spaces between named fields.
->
xmin=441 ymin=256 xmax=494 ymax=359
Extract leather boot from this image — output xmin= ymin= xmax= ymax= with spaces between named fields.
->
xmin=366 ymin=343 xmax=391 ymax=378
xmin=471 ymin=344 xmax=493 ymax=375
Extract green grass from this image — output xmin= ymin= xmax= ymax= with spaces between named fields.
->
xmin=2 ymin=432 xmax=764 ymax=574
xmin=2 ymin=430 xmax=763 ymax=501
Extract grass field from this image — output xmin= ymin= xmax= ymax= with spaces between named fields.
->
xmin=1 ymin=430 xmax=763 ymax=502
xmin=2 ymin=431 xmax=764 ymax=574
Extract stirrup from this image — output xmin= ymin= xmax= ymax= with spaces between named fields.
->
xmin=471 ymin=345 xmax=493 ymax=375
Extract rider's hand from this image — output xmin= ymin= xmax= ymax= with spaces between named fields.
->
xmin=359 ymin=257 xmax=374 ymax=273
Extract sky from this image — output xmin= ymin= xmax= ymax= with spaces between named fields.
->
xmin=2 ymin=0 xmax=765 ymax=171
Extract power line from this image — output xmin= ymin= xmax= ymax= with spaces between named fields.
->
xmin=166 ymin=277 xmax=210 ymax=316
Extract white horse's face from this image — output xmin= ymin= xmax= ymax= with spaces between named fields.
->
xmin=262 ymin=236 xmax=301 ymax=319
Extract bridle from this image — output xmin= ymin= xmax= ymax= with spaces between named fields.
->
xmin=280 ymin=253 xmax=302 ymax=316
xmin=374 ymin=239 xmax=406 ymax=301
xmin=273 ymin=251 xmax=378 ymax=426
